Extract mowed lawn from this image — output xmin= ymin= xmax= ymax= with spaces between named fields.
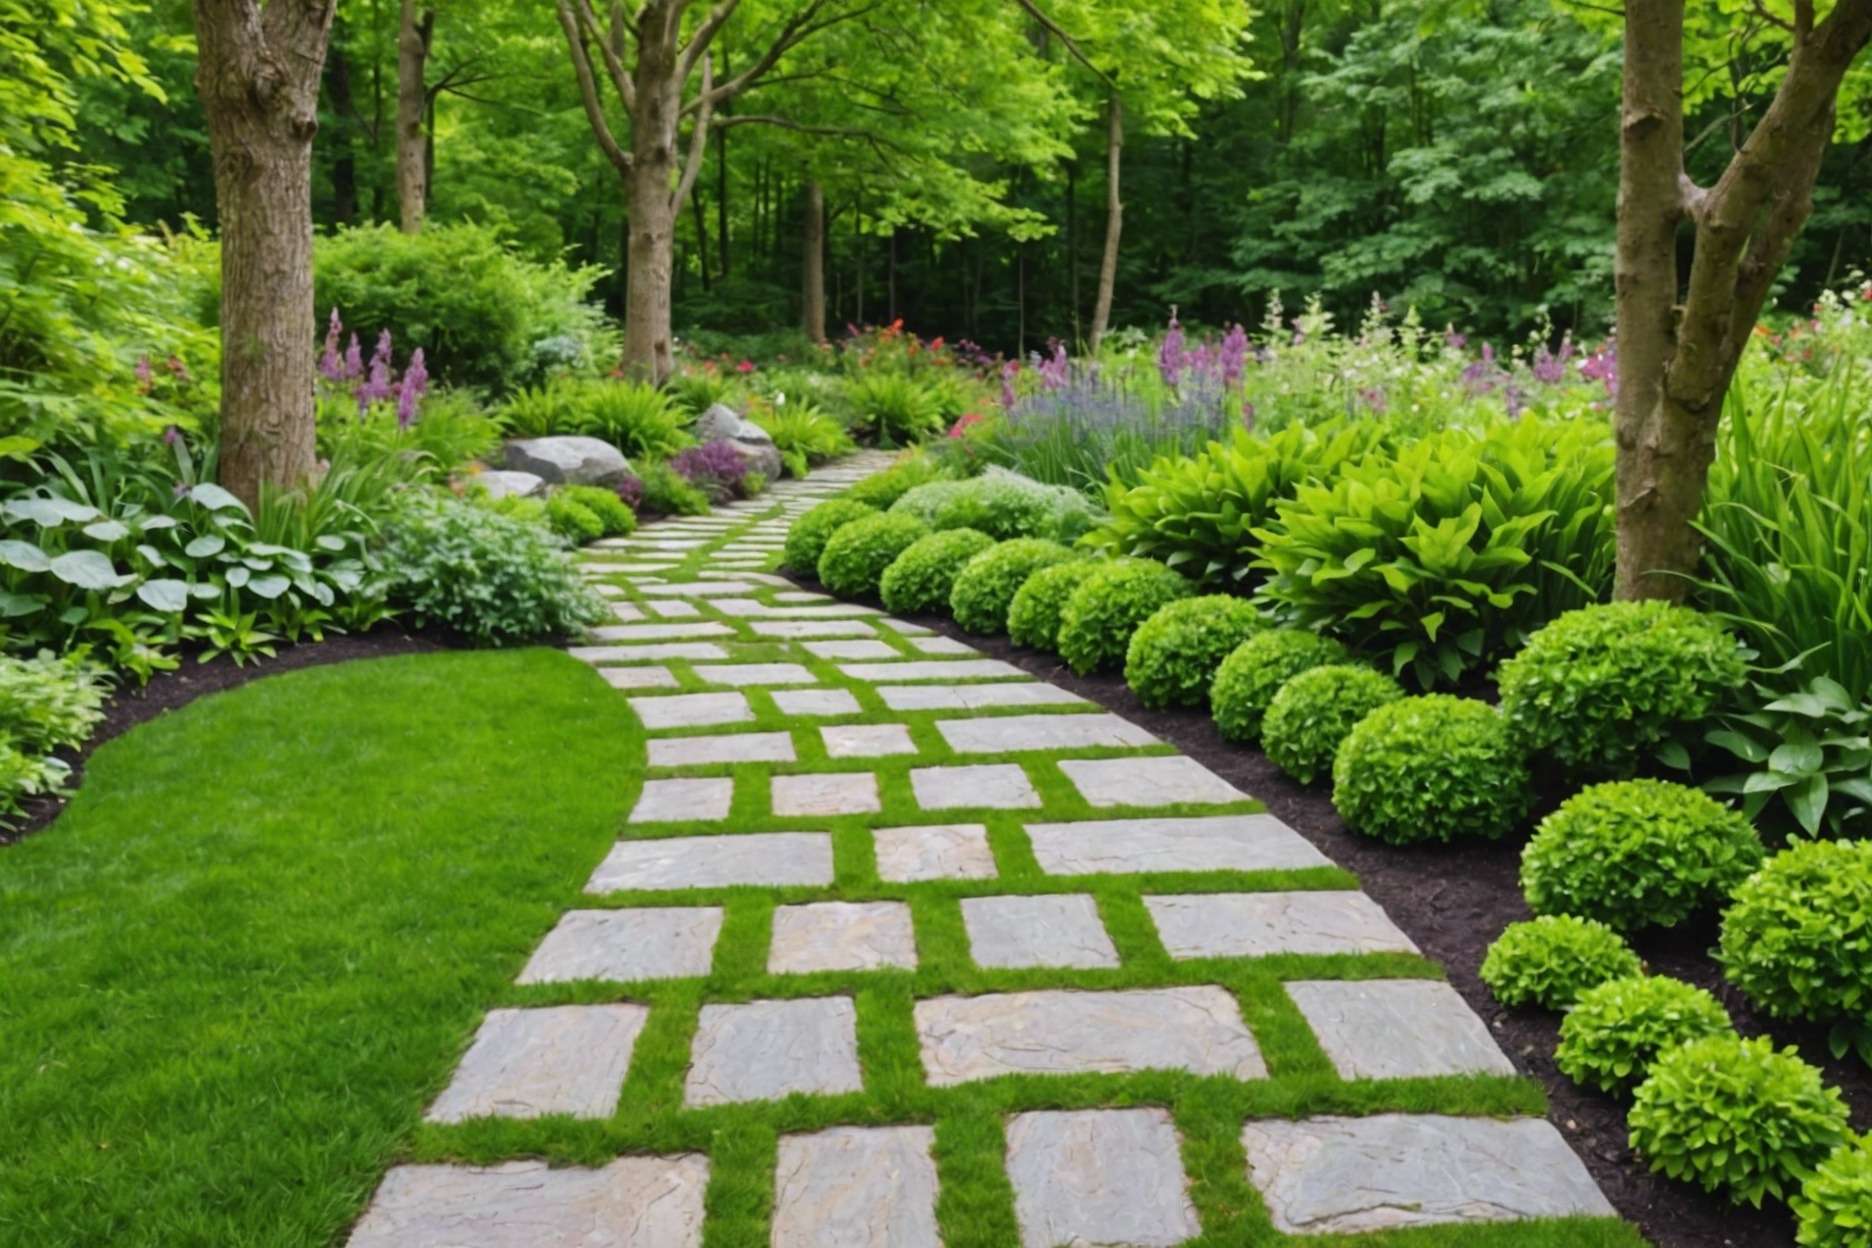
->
xmin=0 ymin=650 xmax=643 ymax=1247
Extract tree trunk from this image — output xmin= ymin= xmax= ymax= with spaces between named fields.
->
xmin=801 ymin=180 xmax=826 ymax=343
xmin=193 ymin=0 xmax=335 ymax=512
xmin=1089 ymin=93 xmax=1123 ymax=350
xmin=396 ymin=0 xmax=433 ymax=233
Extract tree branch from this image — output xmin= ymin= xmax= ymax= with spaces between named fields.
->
xmin=701 ymin=0 xmax=877 ymax=109
xmin=574 ymin=0 xmax=638 ymax=114
xmin=678 ymin=0 xmax=740 ymax=81
xmin=671 ymin=52 xmax=715 ymax=212
xmin=554 ymin=0 xmax=633 ymax=173
xmin=1009 ymin=0 xmax=1115 ymax=87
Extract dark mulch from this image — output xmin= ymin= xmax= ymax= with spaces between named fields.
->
xmin=2 ymin=627 xmax=448 ymax=847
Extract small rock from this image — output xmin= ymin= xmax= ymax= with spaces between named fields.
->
xmin=504 ymin=436 xmax=634 ymax=488
xmin=466 ymin=469 xmax=546 ymax=500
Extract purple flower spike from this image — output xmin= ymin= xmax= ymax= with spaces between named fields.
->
xmin=1158 ymin=314 xmax=1186 ymax=389
xmin=1219 ymin=323 xmax=1249 ymax=388
xmin=396 ymin=347 xmax=428 ymax=429
xmin=1000 ymin=359 xmax=1021 ymax=411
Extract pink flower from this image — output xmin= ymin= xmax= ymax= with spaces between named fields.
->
xmin=735 ymin=359 xmax=756 ymax=374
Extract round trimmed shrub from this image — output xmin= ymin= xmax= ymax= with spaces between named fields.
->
xmin=1479 ymin=915 xmax=1642 ymax=1010
xmin=1794 ymin=1134 xmax=1872 ymax=1248
xmin=949 ymin=538 xmax=1076 ymax=634
xmin=1261 ymin=664 xmax=1403 ymax=785
xmin=846 ymin=455 xmax=944 ymax=509
xmin=1520 ymin=780 xmax=1764 ymax=931
xmin=1055 ymin=558 xmax=1193 ymax=675
xmin=1556 ymin=975 xmax=1733 ymax=1096
xmin=1629 ymin=1034 xmax=1850 ymax=1207
xmin=1008 ymin=560 xmax=1103 ymax=651
xmin=1210 ymin=629 xmax=1351 ymax=744
xmin=1718 ymin=838 xmax=1872 ymax=1025
xmin=889 ymin=480 xmax=974 ymax=528
xmin=879 ymin=528 xmax=996 ymax=615
xmin=816 ymin=512 xmax=929 ymax=599
xmin=1332 ymin=695 xmax=1530 ymax=844
xmin=1123 ymin=595 xmax=1266 ymax=710
xmin=1496 ymin=601 xmax=1747 ymax=775
xmin=784 ymin=498 xmax=876 ymax=572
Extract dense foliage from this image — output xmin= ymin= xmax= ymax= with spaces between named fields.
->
xmin=1208 ymin=629 xmax=1351 ymax=744
xmin=1793 ymin=1135 xmax=1872 ymax=1248
xmin=948 ymin=538 xmax=1076 ymax=635
xmin=1007 ymin=561 xmax=1103 ymax=652
xmin=1332 ymin=695 xmax=1529 ymax=844
xmin=1479 ymin=916 xmax=1642 ymax=1011
xmin=816 ymin=512 xmax=930 ymax=599
xmin=1718 ymin=840 xmax=1872 ymax=1033
xmin=879 ymin=528 xmax=996 ymax=616
xmin=784 ymin=499 xmax=878 ymax=573
xmin=1055 ymin=559 xmax=1194 ymax=675
xmin=1123 ymin=595 xmax=1265 ymax=710
xmin=1556 ymin=976 xmax=1735 ymax=1096
xmin=1259 ymin=664 xmax=1403 ymax=785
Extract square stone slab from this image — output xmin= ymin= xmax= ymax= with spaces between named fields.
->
xmin=884 ymin=619 xmax=934 ymax=635
xmin=425 ymin=1005 xmax=646 ymax=1121
xmin=631 ymin=777 xmax=734 ymax=823
xmin=915 ymin=985 xmax=1265 ymax=1085
xmin=1026 ymin=815 xmax=1332 ymax=875
xmin=691 ymin=662 xmax=818 ymax=687
xmin=770 ymin=900 xmax=917 ymax=973
xmin=1005 ymin=1109 xmax=1201 ymax=1248
xmin=1240 ymin=1114 xmax=1616 ymax=1235
xmin=608 ymin=603 xmax=646 ymax=622
xmin=772 ymin=772 xmax=882 ymax=816
xmin=716 ymin=600 xmax=881 ymax=619
xmin=874 ymin=824 xmax=998 ymax=882
xmin=909 ymin=636 xmax=976 ymax=656
xmin=685 ymin=996 xmax=864 ymax=1106
xmin=773 ymin=590 xmax=834 ymax=604
xmin=641 ymin=580 xmax=763 ymax=596
xmin=936 ymin=713 xmax=1158 ymax=754
xmin=347 ymin=1156 xmax=709 ymax=1248
xmin=1060 ymin=756 xmax=1246 ymax=807
xmin=910 ymin=764 xmax=1041 ymax=810
xmin=644 ymin=599 xmax=702 ymax=618
xmin=838 ymin=659 xmax=1026 ymax=683
xmin=589 ymin=622 xmax=735 ymax=641
xmin=772 ymin=1125 xmax=940 ymax=1248
xmin=774 ymin=688 xmax=863 ymax=717
xmin=803 ymin=639 xmax=901 ymax=660
xmin=570 ymin=643 xmax=728 ymax=664
xmin=629 ymin=692 xmax=753 ymax=730
xmin=751 ymin=620 xmax=877 ymax=639
xmin=587 ymin=832 xmax=833 ymax=891
xmin=1147 ymin=891 xmax=1418 ymax=959
xmin=962 ymin=894 xmax=1118 ymax=969
xmin=822 ymin=723 xmax=917 ymax=758
xmin=647 ymin=732 xmax=796 ymax=767
xmin=1286 ymin=980 xmax=1515 ymax=1079
xmin=599 ymin=666 xmax=678 ymax=691
xmin=519 ymin=908 xmax=724 ymax=983
xmin=877 ymin=683 xmax=1086 ymax=712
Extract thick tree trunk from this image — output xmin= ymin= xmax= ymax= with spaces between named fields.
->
xmin=1089 ymin=94 xmax=1123 ymax=351
xmin=801 ymin=180 xmax=826 ymax=343
xmin=396 ymin=0 xmax=433 ymax=234
xmin=623 ymin=155 xmax=677 ymax=383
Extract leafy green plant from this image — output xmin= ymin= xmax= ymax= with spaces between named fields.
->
xmin=1704 ymin=666 xmax=1872 ymax=839
xmin=1520 ymin=780 xmax=1764 ymax=931
xmin=1260 ymin=663 xmax=1403 ymax=785
xmin=1793 ymin=1134 xmax=1872 ymax=1248
xmin=880 ymin=528 xmax=996 ymax=616
xmin=949 ymin=538 xmax=1076 ymax=635
xmin=1629 ymin=1034 xmax=1850 ymax=1208
xmin=816 ymin=512 xmax=929 ymax=598
xmin=753 ymin=401 xmax=856 ymax=478
xmin=844 ymin=372 xmax=943 ymax=445
xmin=637 ymin=462 xmax=711 ymax=517
xmin=1008 ymin=560 xmax=1104 ymax=652
xmin=1496 ymin=600 xmax=1747 ymax=775
xmin=1479 ymin=915 xmax=1643 ymax=1010
xmin=666 ymin=367 xmax=736 ymax=415
xmin=784 ymin=499 xmax=877 ymax=573
xmin=0 ymin=650 xmax=108 ymax=826
xmin=542 ymin=485 xmax=636 ymax=544
xmin=1056 ymin=558 xmax=1194 ymax=675
xmin=1209 ymin=629 xmax=1352 ymax=744
xmin=1123 ymin=595 xmax=1265 ymax=709
xmin=315 ymin=389 xmax=501 ymax=477
xmin=1332 ymin=694 xmax=1529 ymax=843
xmin=571 ymin=381 xmax=693 ymax=461
xmin=846 ymin=454 xmax=948 ymax=508
xmin=1556 ymin=976 xmax=1734 ymax=1096
xmin=893 ymin=469 xmax=1102 ymax=543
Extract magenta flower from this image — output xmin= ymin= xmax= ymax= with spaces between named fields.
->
xmin=396 ymin=347 xmax=428 ymax=429
xmin=1158 ymin=314 xmax=1186 ymax=388
xmin=319 ymin=308 xmax=346 ymax=382
xmin=999 ymin=359 xmax=1021 ymax=411
xmin=1219 ymin=323 xmax=1249 ymax=388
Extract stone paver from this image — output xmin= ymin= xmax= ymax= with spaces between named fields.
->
xmin=570 ymin=643 xmax=728 ymax=664
xmin=936 ymin=712 xmax=1158 ymax=754
xmin=915 ymin=986 xmax=1265 ymax=1084
xmin=750 ymin=619 xmax=876 ymax=639
xmin=641 ymin=580 xmax=763 ymax=596
xmin=685 ymin=996 xmax=863 ymax=1105
xmin=348 ymin=1156 xmax=709 ymax=1248
xmin=772 ymin=1126 xmax=940 ymax=1248
xmin=1147 ymin=891 xmax=1418 ymax=959
xmin=646 ymin=731 xmax=795 ymax=767
xmin=910 ymin=763 xmax=1040 ymax=810
xmin=1005 ymin=1109 xmax=1201 ymax=1248
xmin=426 ymin=1005 xmax=646 ymax=1121
xmin=643 ymin=598 xmax=702 ymax=618
xmin=690 ymin=662 xmax=817 ymax=687
xmin=876 ymin=683 xmax=1085 ymax=711
xmin=630 ymin=777 xmax=734 ymax=823
xmin=909 ymin=636 xmax=976 ymax=656
xmin=773 ymin=688 xmax=863 ymax=716
xmin=962 ymin=894 xmax=1118 ymax=969
xmin=1285 ymin=980 xmax=1515 ymax=1079
xmin=772 ymin=772 xmax=881 ymax=816
xmin=821 ymin=723 xmax=917 ymax=758
xmin=770 ymin=900 xmax=916 ymax=973
xmin=628 ymin=692 xmax=752 ymax=729
xmin=1060 ymin=756 xmax=1246 ymax=807
xmin=873 ymin=823 xmax=998 ymax=881
xmin=587 ymin=832 xmax=832 ymax=891
xmin=1026 ymin=814 xmax=1331 ymax=875
xmin=1240 ymin=1114 xmax=1615 ymax=1234
xmin=520 ymin=908 xmax=723 ymax=983
xmin=803 ymin=639 xmax=900 ymax=660
xmin=589 ymin=621 xmax=734 ymax=641
xmin=839 ymin=659 xmax=1025 ymax=683
xmin=598 ymin=665 xmax=679 ymax=690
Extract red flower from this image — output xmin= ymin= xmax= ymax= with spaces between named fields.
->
xmin=736 ymin=359 xmax=755 ymax=373
xmin=947 ymin=411 xmax=985 ymax=438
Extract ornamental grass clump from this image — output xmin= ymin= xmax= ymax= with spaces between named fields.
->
xmin=1332 ymin=694 xmax=1529 ymax=843
xmin=1718 ymin=839 xmax=1872 ymax=1032
xmin=1008 ymin=560 xmax=1104 ymax=652
xmin=1478 ymin=916 xmax=1642 ymax=1010
xmin=1123 ymin=595 xmax=1266 ymax=709
xmin=1056 ymin=558 xmax=1194 ymax=675
xmin=784 ymin=498 xmax=877 ymax=572
xmin=879 ymin=528 xmax=996 ymax=615
xmin=816 ymin=512 xmax=930 ymax=599
xmin=949 ymin=538 xmax=1076 ymax=634
xmin=1556 ymin=976 xmax=1733 ymax=1096
xmin=1260 ymin=664 xmax=1404 ymax=785
xmin=1209 ymin=629 xmax=1350 ymax=743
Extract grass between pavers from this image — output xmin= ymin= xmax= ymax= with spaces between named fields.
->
xmin=0 ymin=649 xmax=645 ymax=1247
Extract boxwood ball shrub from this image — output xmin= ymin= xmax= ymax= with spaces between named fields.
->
xmin=1008 ymin=560 xmax=1104 ymax=652
xmin=1628 ymin=1034 xmax=1851 ymax=1207
xmin=1260 ymin=664 xmax=1404 ymax=785
xmin=1210 ymin=629 xmax=1351 ymax=744
xmin=1520 ymin=780 xmax=1764 ymax=931
xmin=949 ymin=538 xmax=1075 ymax=635
xmin=846 ymin=455 xmax=945 ymax=509
xmin=1794 ymin=1134 xmax=1872 ymax=1248
xmin=1555 ymin=975 xmax=1734 ymax=1096
xmin=816 ymin=512 xmax=930 ymax=599
xmin=1123 ymin=595 xmax=1266 ymax=710
xmin=1056 ymin=558 xmax=1193 ymax=675
xmin=879 ymin=528 xmax=996 ymax=616
xmin=1496 ymin=601 xmax=1747 ymax=775
xmin=784 ymin=498 xmax=877 ymax=572
xmin=1332 ymin=695 xmax=1530 ymax=844
xmin=1718 ymin=838 xmax=1872 ymax=1025
xmin=1478 ymin=915 xmax=1642 ymax=1010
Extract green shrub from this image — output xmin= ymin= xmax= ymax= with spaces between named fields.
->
xmin=1008 ymin=561 xmax=1104 ymax=651
xmin=1123 ymin=595 xmax=1265 ymax=709
xmin=845 ymin=372 xmax=944 ymax=444
xmin=666 ymin=367 xmax=735 ymax=415
xmin=570 ymin=381 xmax=692 ymax=460
xmin=1496 ymin=601 xmax=1747 ymax=775
xmin=0 ymin=651 xmax=109 ymax=826
xmin=753 ymin=402 xmax=855 ymax=477
xmin=1209 ymin=629 xmax=1351 ymax=744
xmin=1261 ymin=664 xmax=1404 ymax=785
xmin=784 ymin=499 xmax=877 ymax=573
xmin=1520 ymin=780 xmax=1764 ymax=931
xmin=544 ymin=485 xmax=635 ymax=544
xmin=880 ymin=528 xmax=996 ymax=615
xmin=1556 ymin=976 xmax=1733 ymax=1096
xmin=317 ymin=388 xmax=501 ymax=476
xmin=949 ymin=538 xmax=1076 ymax=635
xmin=817 ymin=512 xmax=930 ymax=598
xmin=638 ymin=462 xmax=711 ymax=517
xmin=544 ymin=492 xmax=603 ymax=543
xmin=1718 ymin=839 xmax=1872 ymax=1028
xmin=1479 ymin=916 xmax=1643 ymax=1010
xmin=1794 ymin=1134 xmax=1872 ymax=1248
xmin=1629 ymin=1034 xmax=1850 ymax=1207
xmin=847 ymin=455 xmax=947 ymax=509
xmin=890 ymin=480 xmax=974 ymax=528
xmin=1332 ymin=694 xmax=1530 ymax=843
xmin=1056 ymin=559 xmax=1194 ymax=675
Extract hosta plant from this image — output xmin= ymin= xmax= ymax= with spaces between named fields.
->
xmin=1209 ymin=629 xmax=1351 ymax=744
xmin=0 ymin=651 xmax=109 ymax=827
xmin=879 ymin=528 xmax=996 ymax=616
xmin=1123 ymin=594 xmax=1265 ymax=709
xmin=1479 ymin=915 xmax=1643 ymax=1010
xmin=1556 ymin=975 xmax=1733 ymax=1096
xmin=1704 ymin=666 xmax=1872 ymax=839
xmin=949 ymin=538 xmax=1076 ymax=635
xmin=1260 ymin=664 xmax=1403 ymax=785
xmin=1333 ymin=694 xmax=1529 ymax=843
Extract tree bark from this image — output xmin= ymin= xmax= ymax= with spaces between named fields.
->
xmin=193 ymin=0 xmax=335 ymax=512
xmin=1089 ymin=93 xmax=1122 ymax=351
xmin=396 ymin=0 xmax=433 ymax=233
xmin=801 ymin=180 xmax=826 ymax=343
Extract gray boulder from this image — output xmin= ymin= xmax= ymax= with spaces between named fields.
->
xmin=469 ymin=469 xmax=546 ymax=501
xmin=504 ymin=436 xmax=633 ymax=488
xmin=695 ymin=403 xmax=784 ymax=481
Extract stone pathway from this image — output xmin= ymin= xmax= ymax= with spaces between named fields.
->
xmin=349 ymin=453 xmax=1621 ymax=1246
